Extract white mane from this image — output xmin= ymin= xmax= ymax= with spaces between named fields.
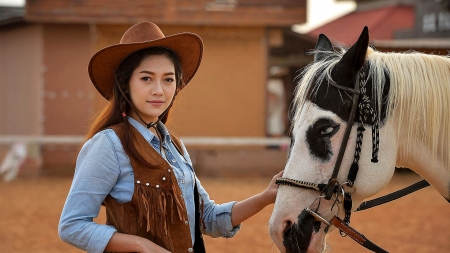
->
xmin=294 ymin=47 xmax=450 ymax=169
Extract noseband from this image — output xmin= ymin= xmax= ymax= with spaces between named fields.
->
xmin=275 ymin=67 xmax=430 ymax=253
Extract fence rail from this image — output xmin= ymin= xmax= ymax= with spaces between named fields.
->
xmin=0 ymin=135 xmax=291 ymax=146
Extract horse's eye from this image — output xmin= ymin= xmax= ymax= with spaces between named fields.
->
xmin=318 ymin=124 xmax=340 ymax=138
xmin=320 ymin=127 xmax=334 ymax=135
xmin=311 ymin=118 xmax=340 ymax=139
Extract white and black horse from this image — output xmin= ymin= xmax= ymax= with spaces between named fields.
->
xmin=269 ymin=27 xmax=450 ymax=253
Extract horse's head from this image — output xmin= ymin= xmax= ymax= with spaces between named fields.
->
xmin=269 ymin=27 xmax=398 ymax=253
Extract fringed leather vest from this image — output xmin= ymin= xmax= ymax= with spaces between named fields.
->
xmin=103 ymin=123 xmax=206 ymax=253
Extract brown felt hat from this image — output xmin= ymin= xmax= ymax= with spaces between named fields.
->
xmin=88 ymin=21 xmax=203 ymax=100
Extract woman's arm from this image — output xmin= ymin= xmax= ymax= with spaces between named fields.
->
xmin=59 ymin=130 xmax=135 ymax=253
xmin=104 ymin=233 xmax=170 ymax=253
xmin=230 ymin=170 xmax=283 ymax=226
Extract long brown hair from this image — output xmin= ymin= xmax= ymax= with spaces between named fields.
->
xmin=85 ymin=47 xmax=183 ymax=167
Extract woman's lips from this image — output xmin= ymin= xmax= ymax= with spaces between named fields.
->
xmin=148 ymin=100 xmax=164 ymax=106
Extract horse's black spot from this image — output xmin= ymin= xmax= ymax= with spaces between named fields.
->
xmin=313 ymin=221 xmax=321 ymax=233
xmin=283 ymin=210 xmax=314 ymax=253
xmin=287 ymin=137 xmax=295 ymax=161
xmin=308 ymin=64 xmax=390 ymax=126
xmin=306 ymin=118 xmax=340 ymax=162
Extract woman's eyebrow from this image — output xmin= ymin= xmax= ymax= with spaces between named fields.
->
xmin=139 ymin=70 xmax=175 ymax=75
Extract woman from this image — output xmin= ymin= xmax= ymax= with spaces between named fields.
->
xmin=58 ymin=21 xmax=282 ymax=253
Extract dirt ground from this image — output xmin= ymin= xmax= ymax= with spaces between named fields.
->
xmin=0 ymin=171 xmax=449 ymax=253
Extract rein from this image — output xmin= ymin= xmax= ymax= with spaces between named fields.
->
xmin=275 ymin=67 xmax=430 ymax=253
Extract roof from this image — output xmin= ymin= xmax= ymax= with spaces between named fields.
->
xmin=307 ymin=5 xmax=415 ymax=47
xmin=373 ymin=38 xmax=450 ymax=49
xmin=0 ymin=7 xmax=24 ymax=26
xmin=25 ymin=0 xmax=306 ymax=27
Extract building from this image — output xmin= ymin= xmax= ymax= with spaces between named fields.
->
xmin=309 ymin=0 xmax=416 ymax=47
xmin=0 ymin=1 xmax=313 ymax=177
xmin=318 ymin=0 xmax=450 ymax=54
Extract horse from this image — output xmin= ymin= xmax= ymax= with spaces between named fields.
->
xmin=268 ymin=26 xmax=450 ymax=253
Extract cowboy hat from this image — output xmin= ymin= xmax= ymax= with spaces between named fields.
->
xmin=88 ymin=21 xmax=203 ymax=100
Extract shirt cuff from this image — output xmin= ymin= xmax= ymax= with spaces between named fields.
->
xmin=213 ymin=201 xmax=241 ymax=238
xmin=86 ymin=225 xmax=117 ymax=253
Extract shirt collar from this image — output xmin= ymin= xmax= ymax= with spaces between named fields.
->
xmin=127 ymin=117 xmax=171 ymax=143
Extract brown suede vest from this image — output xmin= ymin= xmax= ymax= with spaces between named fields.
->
xmin=103 ymin=123 xmax=205 ymax=253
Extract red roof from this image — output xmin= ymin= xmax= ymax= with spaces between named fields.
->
xmin=308 ymin=5 xmax=414 ymax=47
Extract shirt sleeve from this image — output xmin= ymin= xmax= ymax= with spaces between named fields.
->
xmin=179 ymin=139 xmax=241 ymax=238
xmin=58 ymin=130 xmax=123 ymax=253
xmin=195 ymin=177 xmax=241 ymax=238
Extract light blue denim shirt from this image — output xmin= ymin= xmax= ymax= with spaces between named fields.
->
xmin=59 ymin=117 xmax=240 ymax=253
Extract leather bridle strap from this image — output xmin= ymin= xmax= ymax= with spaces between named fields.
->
xmin=355 ymin=179 xmax=430 ymax=211
xmin=324 ymin=75 xmax=361 ymax=200
xmin=305 ymin=208 xmax=388 ymax=253
xmin=330 ymin=216 xmax=388 ymax=253
xmin=276 ymin=177 xmax=430 ymax=212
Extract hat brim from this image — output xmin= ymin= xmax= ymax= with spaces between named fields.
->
xmin=88 ymin=32 xmax=203 ymax=100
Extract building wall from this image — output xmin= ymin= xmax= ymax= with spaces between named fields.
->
xmin=40 ymin=24 xmax=94 ymax=168
xmin=42 ymin=24 xmax=94 ymax=135
xmin=0 ymin=24 xmax=44 ymax=176
xmin=0 ymin=24 xmax=43 ymax=135
xmin=0 ymin=22 xmax=282 ymax=175
xmin=93 ymin=24 xmax=268 ymax=137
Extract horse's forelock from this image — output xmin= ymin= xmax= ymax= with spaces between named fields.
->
xmin=292 ymin=49 xmax=345 ymax=124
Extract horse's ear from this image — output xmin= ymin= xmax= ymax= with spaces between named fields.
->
xmin=314 ymin=34 xmax=333 ymax=62
xmin=337 ymin=26 xmax=369 ymax=74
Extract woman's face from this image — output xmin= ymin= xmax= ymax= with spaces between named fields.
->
xmin=128 ymin=54 xmax=177 ymax=124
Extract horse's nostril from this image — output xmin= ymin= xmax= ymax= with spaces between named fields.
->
xmin=283 ymin=220 xmax=293 ymax=235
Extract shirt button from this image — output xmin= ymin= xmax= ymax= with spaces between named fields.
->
xmin=162 ymin=177 xmax=166 ymax=181
xmin=181 ymin=180 xmax=185 ymax=184
xmin=188 ymin=248 xmax=193 ymax=252
xmin=168 ymin=169 xmax=171 ymax=172
xmin=185 ymin=220 xmax=189 ymax=225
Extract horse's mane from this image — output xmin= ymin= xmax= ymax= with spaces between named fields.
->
xmin=294 ymin=47 xmax=450 ymax=169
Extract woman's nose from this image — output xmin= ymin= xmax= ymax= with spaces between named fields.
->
xmin=152 ymin=82 xmax=164 ymax=95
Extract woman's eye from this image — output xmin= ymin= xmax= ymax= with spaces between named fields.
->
xmin=165 ymin=78 xmax=174 ymax=83
xmin=141 ymin=77 xmax=151 ymax=82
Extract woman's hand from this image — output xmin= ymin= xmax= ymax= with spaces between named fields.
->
xmin=230 ymin=170 xmax=284 ymax=226
xmin=261 ymin=170 xmax=284 ymax=205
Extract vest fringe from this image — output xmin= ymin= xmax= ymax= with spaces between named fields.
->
xmin=171 ymin=183 xmax=187 ymax=221
xmin=135 ymin=183 xmax=187 ymax=237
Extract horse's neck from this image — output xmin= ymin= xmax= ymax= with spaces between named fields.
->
xmin=396 ymin=129 xmax=450 ymax=200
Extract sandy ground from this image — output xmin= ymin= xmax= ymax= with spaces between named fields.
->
xmin=0 ymin=171 xmax=449 ymax=253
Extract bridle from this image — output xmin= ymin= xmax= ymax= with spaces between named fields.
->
xmin=275 ymin=66 xmax=430 ymax=253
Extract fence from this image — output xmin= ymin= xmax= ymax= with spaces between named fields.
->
xmin=0 ymin=135 xmax=291 ymax=178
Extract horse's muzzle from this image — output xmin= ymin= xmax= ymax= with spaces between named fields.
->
xmin=283 ymin=209 xmax=321 ymax=253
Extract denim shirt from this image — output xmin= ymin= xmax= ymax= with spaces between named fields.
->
xmin=58 ymin=117 xmax=240 ymax=253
